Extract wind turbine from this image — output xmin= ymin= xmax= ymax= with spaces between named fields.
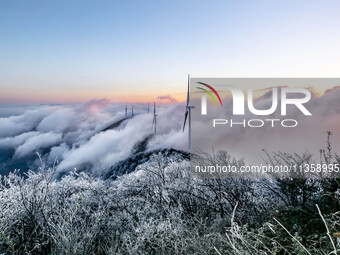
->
xmin=182 ymin=74 xmax=194 ymax=153
xmin=152 ymin=102 xmax=157 ymax=136
xmin=125 ymin=104 xmax=128 ymax=118
xmin=131 ymin=105 xmax=134 ymax=116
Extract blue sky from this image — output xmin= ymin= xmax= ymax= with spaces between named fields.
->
xmin=1 ymin=0 xmax=340 ymax=103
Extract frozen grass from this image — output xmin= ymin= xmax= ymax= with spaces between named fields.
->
xmin=0 ymin=145 xmax=339 ymax=254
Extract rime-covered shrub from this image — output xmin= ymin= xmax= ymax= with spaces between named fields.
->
xmin=0 ymin=148 xmax=339 ymax=254
xmin=0 ymin=151 xmax=273 ymax=254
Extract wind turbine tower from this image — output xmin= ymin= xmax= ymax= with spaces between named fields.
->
xmin=152 ymin=102 xmax=157 ymax=136
xmin=182 ymin=74 xmax=194 ymax=153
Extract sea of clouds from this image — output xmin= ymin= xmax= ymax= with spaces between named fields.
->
xmin=1 ymin=85 xmax=339 ymax=176
xmin=0 ymin=100 xmax=187 ymax=175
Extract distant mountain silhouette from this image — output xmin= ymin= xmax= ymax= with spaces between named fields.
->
xmin=102 ymin=148 xmax=189 ymax=179
xmin=101 ymin=116 xmax=132 ymax=132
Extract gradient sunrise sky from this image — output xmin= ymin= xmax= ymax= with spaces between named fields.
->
xmin=1 ymin=0 xmax=340 ymax=103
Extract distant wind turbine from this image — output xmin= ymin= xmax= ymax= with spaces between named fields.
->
xmin=152 ymin=102 xmax=157 ymax=136
xmin=182 ymin=74 xmax=194 ymax=153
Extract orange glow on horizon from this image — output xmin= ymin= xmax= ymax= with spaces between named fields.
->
xmin=0 ymin=90 xmax=187 ymax=104
xmin=1 ymin=85 xmax=337 ymax=105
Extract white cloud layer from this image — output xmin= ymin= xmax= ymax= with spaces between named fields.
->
xmin=0 ymin=99 xmax=187 ymax=174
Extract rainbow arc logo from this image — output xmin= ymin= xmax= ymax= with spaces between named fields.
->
xmin=196 ymin=82 xmax=223 ymax=106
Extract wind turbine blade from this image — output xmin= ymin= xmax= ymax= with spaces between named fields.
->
xmin=182 ymin=110 xmax=188 ymax=132
xmin=186 ymin=74 xmax=190 ymax=107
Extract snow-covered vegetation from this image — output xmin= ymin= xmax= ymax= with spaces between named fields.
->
xmin=1 ymin=134 xmax=340 ymax=254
